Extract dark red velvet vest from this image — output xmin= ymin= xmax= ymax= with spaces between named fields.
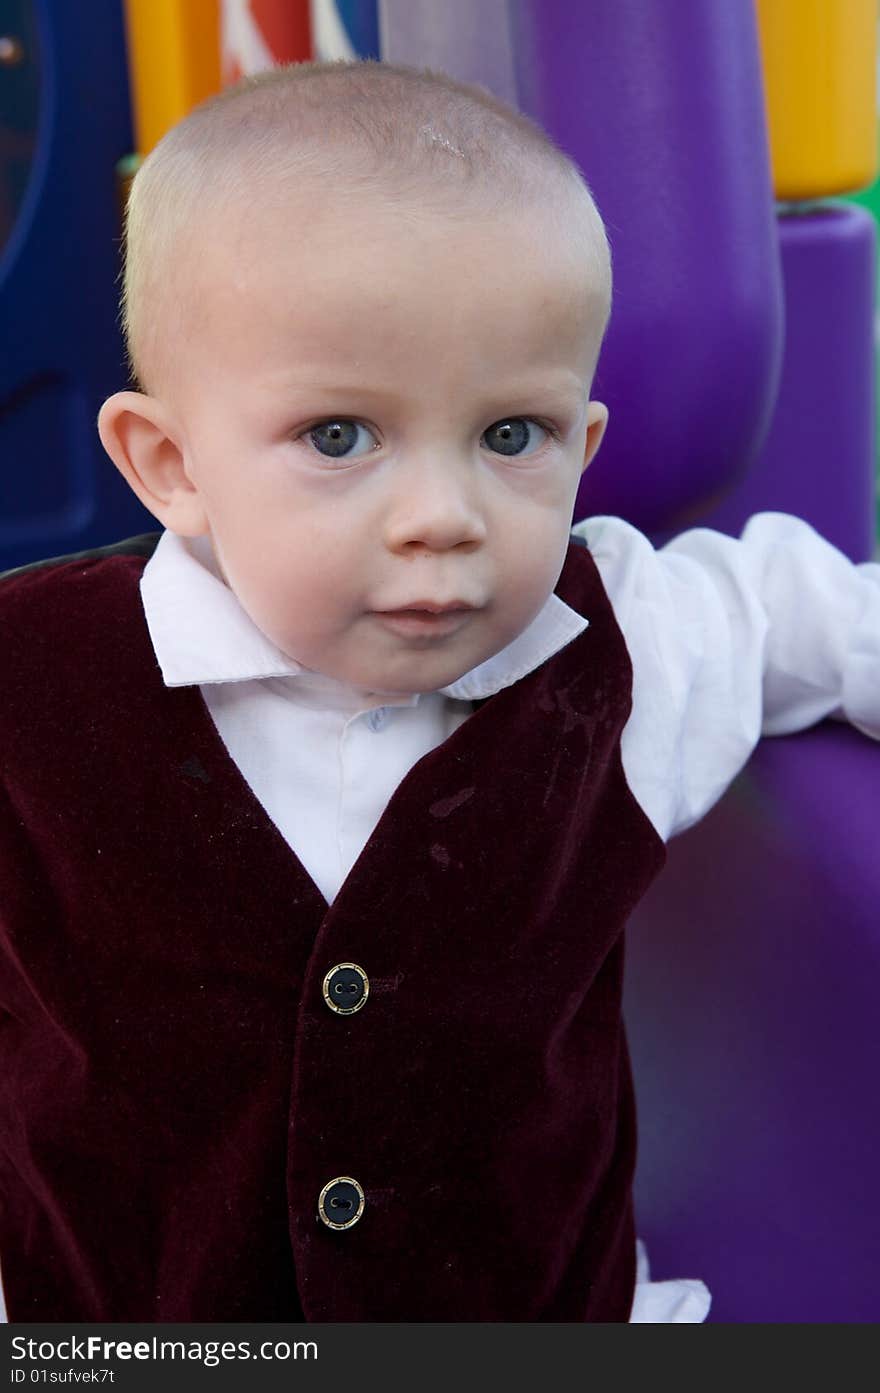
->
xmin=0 ymin=533 xmax=665 ymax=1322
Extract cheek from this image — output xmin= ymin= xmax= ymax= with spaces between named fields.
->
xmin=504 ymin=521 xmax=572 ymax=618
xmin=500 ymin=511 xmax=569 ymax=579
xmin=238 ymin=546 xmax=354 ymax=638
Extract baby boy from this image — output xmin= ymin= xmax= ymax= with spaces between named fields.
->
xmin=1 ymin=58 xmax=878 ymax=1325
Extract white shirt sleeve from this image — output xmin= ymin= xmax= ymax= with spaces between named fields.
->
xmin=573 ymin=511 xmax=880 ymax=842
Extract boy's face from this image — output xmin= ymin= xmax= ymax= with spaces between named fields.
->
xmin=111 ymin=192 xmax=608 ymax=696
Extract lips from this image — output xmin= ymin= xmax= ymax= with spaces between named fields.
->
xmin=373 ymin=607 xmax=475 ymax=637
xmin=381 ymin=601 xmax=474 ymax=615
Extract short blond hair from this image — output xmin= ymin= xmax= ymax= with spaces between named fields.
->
xmin=121 ymin=59 xmax=612 ymax=398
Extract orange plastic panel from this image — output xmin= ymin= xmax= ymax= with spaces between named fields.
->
xmin=122 ymin=0 xmax=222 ymax=156
xmin=756 ymin=0 xmax=878 ymax=199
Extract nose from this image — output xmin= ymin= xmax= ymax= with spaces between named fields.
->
xmin=382 ymin=455 xmax=488 ymax=553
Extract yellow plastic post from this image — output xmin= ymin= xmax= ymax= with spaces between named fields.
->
xmin=756 ymin=0 xmax=878 ymax=200
xmin=122 ymin=0 xmax=222 ymax=158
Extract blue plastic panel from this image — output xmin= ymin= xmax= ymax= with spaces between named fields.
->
xmin=0 ymin=0 xmax=155 ymax=571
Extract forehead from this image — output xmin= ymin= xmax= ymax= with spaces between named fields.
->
xmin=179 ymin=189 xmax=602 ymax=391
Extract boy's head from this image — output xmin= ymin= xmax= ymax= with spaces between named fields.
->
xmin=99 ymin=60 xmax=612 ymax=696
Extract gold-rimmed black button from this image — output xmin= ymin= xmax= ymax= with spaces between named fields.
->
xmin=322 ymin=963 xmax=369 ymax=1015
xmin=318 ymin=1176 xmax=365 ymax=1230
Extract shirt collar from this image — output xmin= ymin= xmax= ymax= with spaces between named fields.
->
xmin=139 ymin=530 xmax=589 ymax=702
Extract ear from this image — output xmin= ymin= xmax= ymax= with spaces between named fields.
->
xmin=582 ymin=400 xmax=609 ymax=474
xmin=97 ymin=391 xmax=209 ymax=536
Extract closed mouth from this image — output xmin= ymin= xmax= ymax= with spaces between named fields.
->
xmin=380 ymin=602 xmax=475 ymax=615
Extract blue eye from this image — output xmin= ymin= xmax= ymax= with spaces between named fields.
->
xmin=305 ymin=420 xmax=377 ymax=459
xmin=482 ymin=418 xmax=550 ymax=457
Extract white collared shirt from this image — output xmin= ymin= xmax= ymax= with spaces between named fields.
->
xmin=140 ymin=513 xmax=880 ymax=905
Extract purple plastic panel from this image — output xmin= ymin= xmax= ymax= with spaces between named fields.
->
xmin=695 ymin=205 xmax=877 ymax=563
xmin=509 ymin=0 xmax=784 ymax=534
xmin=625 ymin=722 xmax=880 ymax=1323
